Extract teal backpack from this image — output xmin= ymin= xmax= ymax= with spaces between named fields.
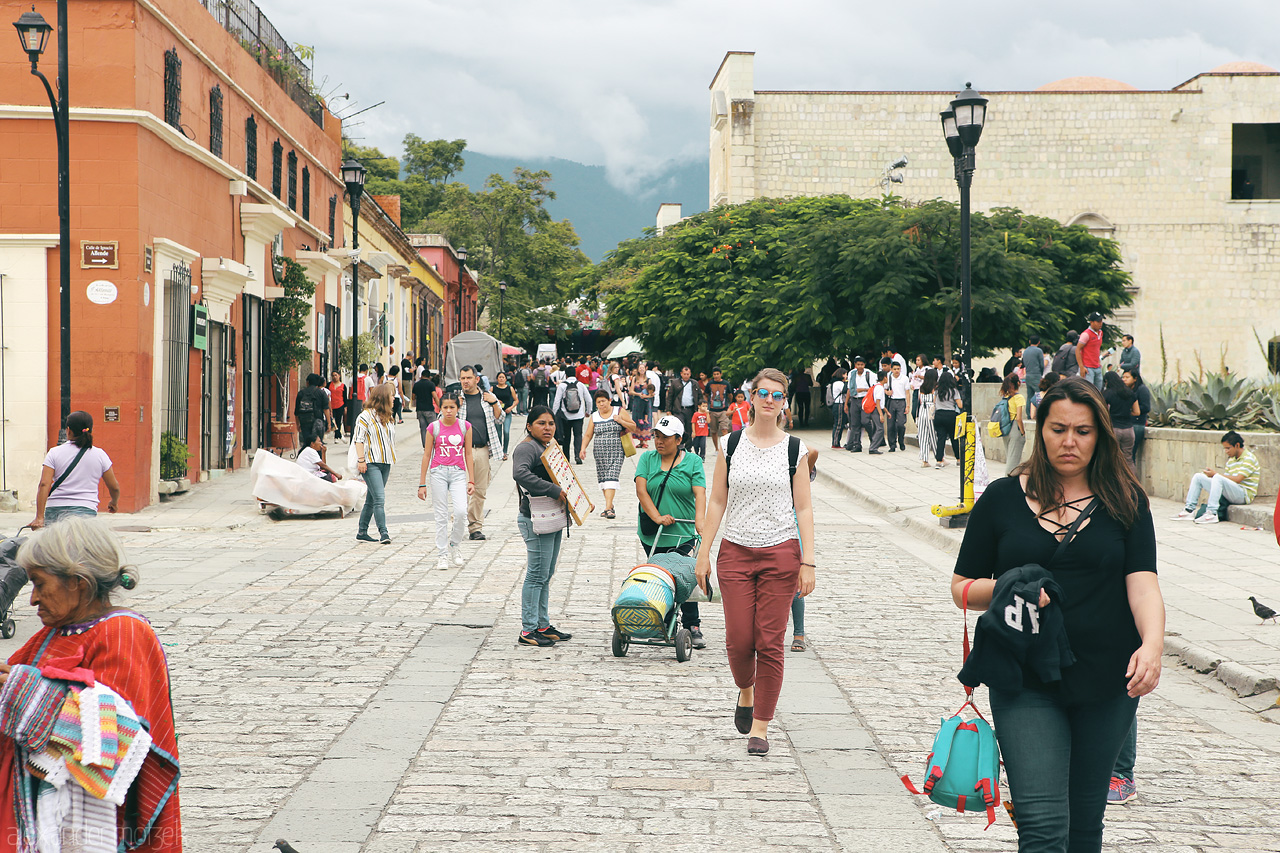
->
xmin=901 ymin=581 xmax=1002 ymax=828
xmin=990 ymin=397 xmax=1013 ymax=437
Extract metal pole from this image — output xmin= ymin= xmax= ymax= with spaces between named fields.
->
xmin=56 ymin=0 xmax=70 ymax=440
xmin=499 ymin=287 xmax=505 ymax=340
xmin=958 ymin=147 xmax=973 ymax=415
xmin=350 ymin=193 xmax=361 ymax=431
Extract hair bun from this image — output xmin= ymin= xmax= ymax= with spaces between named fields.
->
xmin=119 ymin=570 xmax=137 ymax=591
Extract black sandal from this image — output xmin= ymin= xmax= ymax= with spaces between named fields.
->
xmin=602 ymin=509 xmax=616 ymax=519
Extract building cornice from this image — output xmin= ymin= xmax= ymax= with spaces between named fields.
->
xmin=0 ymin=234 xmax=59 ymax=248
xmin=241 ymin=202 xmax=297 ymax=243
xmin=152 ymin=236 xmax=201 ymax=264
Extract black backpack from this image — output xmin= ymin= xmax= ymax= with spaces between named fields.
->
xmin=534 ymin=368 xmax=549 ymax=389
xmin=512 ymin=369 xmax=527 ymax=390
xmin=723 ymin=431 xmax=802 ymax=494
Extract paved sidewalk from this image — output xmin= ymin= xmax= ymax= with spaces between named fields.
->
xmin=796 ymin=427 xmax=1280 ymax=704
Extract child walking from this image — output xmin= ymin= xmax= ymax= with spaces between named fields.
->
xmin=692 ymin=401 xmax=711 ymax=458
xmin=417 ymin=394 xmax=475 ymax=570
xmin=729 ymin=390 xmax=750 ymax=432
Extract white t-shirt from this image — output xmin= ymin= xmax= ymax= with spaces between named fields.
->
xmin=830 ymin=380 xmax=846 ymax=404
xmin=723 ymin=432 xmax=809 ymax=548
xmin=42 ymin=443 xmax=112 ymax=509
xmin=298 ymin=447 xmax=326 ymax=478
xmin=647 ymin=370 xmax=662 ymax=404
xmin=888 ymin=373 xmax=909 ymax=400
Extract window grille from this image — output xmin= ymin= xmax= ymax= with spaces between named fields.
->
xmin=328 ymin=195 xmax=337 ymax=242
xmin=287 ymin=151 xmax=298 ymax=210
xmin=301 ymin=167 xmax=311 ymax=221
xmin=245 ymin=116 xmax=257 ymax=179
xmin=163 ymin=48 xmax=181 ymax=128
xmin=209 ymin=85 xmax=223 ymax=157
xmin=271 ymin=140 xmax=283 ymax=198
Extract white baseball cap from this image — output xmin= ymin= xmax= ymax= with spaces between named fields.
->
xmin=653 ymin=415 xmax=684 ymax=437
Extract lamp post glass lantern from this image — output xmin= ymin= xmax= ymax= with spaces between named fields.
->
xmin=342 ymin=158 xmax=366 ymax=427
xmin=498 ymin=280 xmax=507 ymax=341
xmin=14 ymin=1 xmax=71 ymax=439
xmin=455 ymin=248 xmax=467 ymax=335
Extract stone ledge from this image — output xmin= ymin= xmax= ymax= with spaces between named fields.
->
xmin=1163 ymin=635 xmax=1224 ymax=673
xmin=156 ymin=478 xmax=191 ymax=497
xmin=1215 ymin=661 xmax=1278 ymax=697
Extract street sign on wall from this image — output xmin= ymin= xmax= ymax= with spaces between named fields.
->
xmin=191 ymin=304 xmax=209 ymax=351
xmin=80 ymin=241 xmax=118 ymax=269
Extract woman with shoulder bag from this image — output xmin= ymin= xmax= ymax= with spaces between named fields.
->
xmin=697 ymin=368 xmax=815 ymax=755
xmin=31 ymin=410 xmax=121 ymax=529
xmin=581 ymin=390 xmax=637 ymax=519
xmin=951 ymin=377 xmax=1164 ymax=853
xmin=512 ymin=406 xmax=572 ymax=648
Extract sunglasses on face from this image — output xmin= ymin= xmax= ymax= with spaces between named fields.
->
xmin=755 ymin=389 xmax=786 ymax=401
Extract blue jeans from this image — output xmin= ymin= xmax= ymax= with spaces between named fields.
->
xmin=44 ymin=506 xmax=97 ymax=524
xmin=990 ymin=688 xmax=1138 ymax=853
xmin=1183 ymin=471 xmax=1247 ymax=512
xmin=790 ymin=590 xmax=805 ymax=635
xmin=517 ymin=386 xmax=529 ymax=414
xmin=358 ymin=462 xmax=391 ymax=537
xmin=517 ymin=513 xmax=562 ymax=632
xmin=1083 ymin=366 xmax=1104 ymax=389
xmin=501 ymin=412 xmax=513 ymax=454
xmin=1113 ymin=715 xmax=1137 ymax=780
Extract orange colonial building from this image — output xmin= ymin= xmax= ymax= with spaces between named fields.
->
xmin=0 ymin=0 xmax=347 ymax=510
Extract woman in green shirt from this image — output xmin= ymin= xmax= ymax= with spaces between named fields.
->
xmin=636 ymin=414 xmax=707 ymax=648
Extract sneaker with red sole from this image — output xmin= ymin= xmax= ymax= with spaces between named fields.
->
xmin=1107 ymin=776 xmax=1136 ymax=804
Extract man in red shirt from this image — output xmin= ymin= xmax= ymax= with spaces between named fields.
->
xmin=1076 ymin=312 xmax=1105 ymax=389
xmin=574 ymin=356 xmax=592 ymax=386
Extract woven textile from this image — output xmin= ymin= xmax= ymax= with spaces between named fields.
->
xmin=0 ymin=665 xmax=68 ymax=753
xmin=612 ymin=578 xmax=674 ymax=639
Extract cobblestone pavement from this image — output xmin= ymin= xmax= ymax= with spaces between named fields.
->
xmin=2 ymin=424 xmax=1277 ymax=852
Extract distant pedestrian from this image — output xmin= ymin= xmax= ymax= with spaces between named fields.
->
xmin=1029 ymin=371 xmax=1062 ymax=420
xmin=531 ymin=360 xmax=552 ymax=409
xmin=628 ymin=366 xmax=654 ymax=447
xmin=705 ymin=367 xmax=734 ymax=454
xmin=790 ymin=369 xmax=812 ymax=427
xmin=1106 ymin=334 xmax=1141 ymax=375
xmin=29 ymin=410 xmax=121 ymax=529
xmin=916 ymin=369 xmax=938 ymax=468
xmin=729 ymin=390 xmax=750 ymax=432
xmin=1000 ymin=373 xmax=1028 ymax=477
xmin=493 ymin=371 xmax=517 ymax=459
xmin=1171 ymin=431 xmax=1260 ymax=523
xmin=1123 ymin=369 xmax=1151 ymax=461
xmin=413 ymin=367 xmax=438 ymax=447
xmin=388 ymin=365 xmax=405 ymax=423
xmin=828 ymin=368 xmax=848 ymax=449
xmin=417 ymin=393 xmax=473 ymax=570
xmin=512 ymin=406 xmax=572 ymax=647
xmin=352 ymin=383 xmax=397 ymax=544
xmin=697 ymin=368 xmax=815 ymax=756
xmin=885 ymin=361 xmax=909 ymax=452
xmin=1102 ymin=371 xmax=1139 ymax=469
xmin=580 ymin=390 xmax=637 ymax=518
xmin=842 ymin=357 xmax=878 ymax=452
xmin=1077 ymin=313 xmax=1106 ymax=389
xmin=932 ymin=369 xmax=964 ymax=468
xmin=1023 ymin=334 xmax=1046 ymax=393
xmin=460 ymin=365 xmax=504 ymax=541
xmin=511 ymin=360 xmax=529 ymax=414
xmin=667 ymin=366 xmax=704 ymax=451
xmin=691 ymin=402 xmax=711 ymax=459
xmin=1052 ymin=331 xmax=1080 ymax=375
xmin=552 ymin=372 xmax=588 ymax=463
xmin=328 ymin=370 xmax=348 ymax=440
xmin=910 ymin=355 xmax=927 ymax=421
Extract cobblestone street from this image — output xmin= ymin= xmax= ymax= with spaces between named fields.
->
xmin=2 ymin=427 xmax=1277 ymax=852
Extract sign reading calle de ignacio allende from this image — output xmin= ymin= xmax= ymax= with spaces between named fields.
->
xmin=80 ymin=241 xmax=118 ymax=269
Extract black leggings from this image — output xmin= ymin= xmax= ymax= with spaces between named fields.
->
xmin=933 ymin=410 xmax=960 ymax=461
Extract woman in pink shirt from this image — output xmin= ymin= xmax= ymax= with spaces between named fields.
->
xmin=417 ymin=394 xmax=475 ymax=571
xmin=31 ymin=410 xmax=120 ymax=528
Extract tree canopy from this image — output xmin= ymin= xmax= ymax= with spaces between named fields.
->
xmin=596 ymin=195 xmax=1132 ymax=377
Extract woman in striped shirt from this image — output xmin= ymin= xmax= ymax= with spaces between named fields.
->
xmin=354 ymin=383 xmax=398 ymax=543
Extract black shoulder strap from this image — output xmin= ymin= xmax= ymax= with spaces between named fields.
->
xmin=49 ymin=445 xmax=89 ymax=497
xmin=787 ymin=436 xmax=801 ymax=494
xmin=1049 ymin=498 xmax=1098 ymax=568
xmin=724 ymin=430 xmax=742 ymax=481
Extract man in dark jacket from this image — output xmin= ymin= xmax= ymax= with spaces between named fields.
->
xmin=666 ymin=366 xmax=705 ymax=450
xmin=293 ymin=373 xmax=330 ymax=448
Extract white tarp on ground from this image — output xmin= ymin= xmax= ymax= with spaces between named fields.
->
xmin=444 ymin=331 xmax=504 ymax=387
xmin=249 ymin=448 xmax=366 ymax=515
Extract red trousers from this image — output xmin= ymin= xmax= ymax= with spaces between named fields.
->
xmin=717 ymin=538 xmax=802 ymax=722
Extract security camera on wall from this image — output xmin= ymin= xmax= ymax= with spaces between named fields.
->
xmin=890 ymin=156 xmax=908 ymax=170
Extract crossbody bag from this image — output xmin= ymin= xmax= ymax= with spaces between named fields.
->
xmin=48 ymin=446 xmax=89 ymax=498
xmin=638 ymin=453 xmax=680 ymax=538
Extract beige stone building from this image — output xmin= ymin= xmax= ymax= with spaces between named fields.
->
xmin=709 ymin=51 xmax=1280 ymax=379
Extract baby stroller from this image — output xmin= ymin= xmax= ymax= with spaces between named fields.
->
xmin=610 ymin=523 xmax=710 ymax=662
xmin=0 ymin=529 xmax=30 ymax=639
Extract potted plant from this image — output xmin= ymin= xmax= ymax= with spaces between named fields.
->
xmin=266 ymin=256 xmax=315 ymax=450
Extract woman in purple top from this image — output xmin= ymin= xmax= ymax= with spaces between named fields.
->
xmin=30 ymin=410 xmax=120 ymax=528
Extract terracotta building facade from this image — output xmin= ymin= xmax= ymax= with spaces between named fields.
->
xmin=0 ymin=0 xmax=346 ymax=511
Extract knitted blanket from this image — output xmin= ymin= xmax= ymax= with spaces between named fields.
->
xmin=0 ymin=665 xmax=67 ymax=753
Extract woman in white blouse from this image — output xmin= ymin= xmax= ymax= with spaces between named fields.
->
xmin=353 ymin=383 xmax=397 ymax=544
xmin=696 ymin=367 xmax=816 ymax=756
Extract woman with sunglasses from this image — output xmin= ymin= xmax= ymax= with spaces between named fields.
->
xmin=697 ymin=368 xmax=815 ymax=756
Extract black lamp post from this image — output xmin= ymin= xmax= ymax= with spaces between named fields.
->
xmin=341 ymin=158 xmax=366 ymax=428
xmin=939 ymin=83 xmax=988 ymax=415
xmin=454 ymin=247 xmax=467 ymax=335
xmin=14 ymin=3 xmax=70 ymax=440
xmin=498 ymin=280 xmax=507 ymax=341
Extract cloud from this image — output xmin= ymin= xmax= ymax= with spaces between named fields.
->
xmin=267 ymin=0 xmax=1280 ymax=193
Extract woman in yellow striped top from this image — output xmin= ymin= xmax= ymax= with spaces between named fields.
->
xmin=354 ymin=383 xmax=398 ymax=543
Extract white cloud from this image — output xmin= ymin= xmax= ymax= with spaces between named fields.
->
xmin=266 ymin=0 xmax=1280 ymax=191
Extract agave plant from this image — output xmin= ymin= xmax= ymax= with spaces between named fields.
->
xmin=1145 ymin=382 xmax=1182 ymax=427
xmin=1170 ymin=372 xmax=1257 ymax=430
xmin=1247 ymin=389 xmax=1280 ymax=432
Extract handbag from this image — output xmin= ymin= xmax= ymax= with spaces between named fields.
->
xmin=48 ymin=445 xmax=89 ymax=497
xmin=621 ymin=431 xmax=637 ymax=458
xmin=638 ymin=454 xmax=678 ymax=537
xmin=528 ymin=494 xmax=568 ymax=534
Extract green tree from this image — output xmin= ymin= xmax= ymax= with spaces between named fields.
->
xmin=267 ymin=257 xmax=316 ymax=417
xmin=402 ymin=135 xmax=466 ymax=183
xmin=341 ymin=140 xmax=399 ymax=181
xmin=601 ymin=195 xmax=1133 ymax=378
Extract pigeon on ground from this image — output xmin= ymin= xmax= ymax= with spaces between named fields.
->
xmin=1248 ymin=597 xmax=1277 ymax=624
xmin=273 ymin=841 xmax=301 ymax=853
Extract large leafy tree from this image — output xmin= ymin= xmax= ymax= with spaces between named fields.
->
xmin=600 ymin=195 xmax=1132 ymax=377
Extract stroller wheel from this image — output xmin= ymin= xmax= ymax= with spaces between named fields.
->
xmin=674 ymin=628 xmax=693 ymax=662
xmin=1 ymin=618 xmax=14 ymax=639
xmin=611 ymin=627 xmax=629 ymax=657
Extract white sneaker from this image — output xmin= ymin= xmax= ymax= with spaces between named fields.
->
xmin=1171 ymin=510 xmax=1197 ymax=520
xmin=1194 ymin=513 xmax=1220 ymax=524
xmin=435 ymin=556 xmax=450 ymax=571
xmin=452 ymin=547 xmax=465 ymax=567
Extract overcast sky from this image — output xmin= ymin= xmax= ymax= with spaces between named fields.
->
xmin=272 ymin=0 xmax=1280 ymax=193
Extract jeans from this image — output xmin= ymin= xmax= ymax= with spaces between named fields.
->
xmin=989 ymin=687 xmax=1137 ymax=853
xmin=417 ymin=409 xmax=436 ymax=447
xmin=1083 ymin=366 xmax=1104 ymax=389
xmin=1113 ymin=715 xmax=1137 ymax=780
xmin=517 ymin=513 xmax=562 ymax=632
xmin=830 ymin=404 xmax=846 ymax=447
xmin=1004 ymin=428 xmax=1026 ymax=476
xmin=933 ymin=410 xmax=960 ymax=462
xmin=692 ymin=435 xmax=706 ymax=458
xmin=430 ymin=465 xmax=468 ymax=557
xmin=44 ymin=505 xmax=97 ymax=524
xmin=517 ymin=386 xmax=529 ymax=414
xmin=358 ymin=462 xmax=391 ymax=537
xmin=501 ymin=412 xmax=513 ymax=454
xmin=1183 ymin=471 xmax=1247 ymax=512
xmin=790 ymin=590 xmax=805 ymax=635
xmin=886 ymin=398 xmax=907 ymax=450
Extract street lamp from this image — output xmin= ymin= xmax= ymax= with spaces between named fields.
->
xmin=498 ymin=280 xmax=507 ymax=341
xmin=939 ymin=82 xmax=988 ymax=415
xmin=14 ymin=3 xmax=71 ymax=440
xmin=454 ymin=247 xmax=467 ymax=335
xmin=341 ymin=158 xmax=366 ymax=430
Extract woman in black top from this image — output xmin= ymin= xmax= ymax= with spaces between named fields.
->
xmin=951 ymin=378 xmax=1164 ymax=853
xmin=512 ymin=406 xmax=571 ymax=647
xmin=492 ymin=372 xmax=518 ymax=459
xmin=1101 ymin=370 xmax=1139 ymax=469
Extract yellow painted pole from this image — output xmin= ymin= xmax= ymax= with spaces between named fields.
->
xmin=931 ymin=413 xmax=976 ymax=518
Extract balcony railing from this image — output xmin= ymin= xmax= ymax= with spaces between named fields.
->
xmin=200 ymin=0 xmax=325 ymax=128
